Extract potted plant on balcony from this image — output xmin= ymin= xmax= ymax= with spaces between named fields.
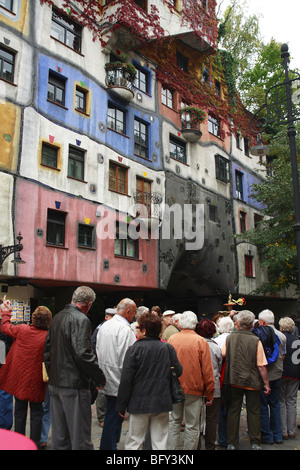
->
xmin=179 ymin=105 xmax=206 ymax=142
xmin=105 ymin=55 xmax=137 ymax=102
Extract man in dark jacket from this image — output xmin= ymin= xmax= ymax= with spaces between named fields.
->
xmin=44 ymin=286 xmax=106 ymax=450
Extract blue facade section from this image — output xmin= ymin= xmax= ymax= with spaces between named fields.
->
xmin=232 ymin=162 xmax=265 ymax=210
xmin=37 ymin=54 xmax=161 ymax=169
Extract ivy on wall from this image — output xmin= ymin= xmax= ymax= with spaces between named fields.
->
xmin=39 ymin=0 xmax=257 ymax=142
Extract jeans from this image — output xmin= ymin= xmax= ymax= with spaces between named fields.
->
xmin=0 ymin=390 xmax=13 ymax=430
xmin=40 ymin=385 xmax=51 ymax=443
xmin=260 ymin=378 xmax=282 ymax=442
xmin=100 ymin=395 xmax=123 ymax=450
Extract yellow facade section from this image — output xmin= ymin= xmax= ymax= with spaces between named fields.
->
xmin=0 ymin=0 xmax=29 ymax=34
xmin=0 ymin=102 xmax=20 ymax=171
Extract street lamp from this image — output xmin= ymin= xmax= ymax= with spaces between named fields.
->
xmin=250 ymin=43 xmax=300 ymax=291
xmin=0 ymin=232 xmax=25 ymax=270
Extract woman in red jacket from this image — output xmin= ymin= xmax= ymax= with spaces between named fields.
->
xmin=0 ymin=298 xmax=52 ymax=447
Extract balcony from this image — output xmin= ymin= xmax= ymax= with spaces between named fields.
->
xmin=105 ymin=62 xmax=136 ymax=102
xmin=179 ymin=106 xmax=206 ymax=143
xmin=99 ymin=1 xmax=217 ymax=54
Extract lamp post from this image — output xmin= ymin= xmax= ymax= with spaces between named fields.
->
xmin=0 ymin=232 xmax=25 ymax=270
xmin=250 ymin=43 xmax=300 ymax=292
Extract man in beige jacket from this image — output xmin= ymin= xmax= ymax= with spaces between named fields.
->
xmin=167 ymin=311 xmax=215 ymax=450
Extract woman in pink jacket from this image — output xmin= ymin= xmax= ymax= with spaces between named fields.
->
xmin=0 ymin=298 xmax=52 ymax=447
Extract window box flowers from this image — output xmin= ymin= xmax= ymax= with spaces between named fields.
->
xmin=105 ymin=59 xmax=137 ymax=102
xmin=179 ymin=106 xmax=206 ymax=142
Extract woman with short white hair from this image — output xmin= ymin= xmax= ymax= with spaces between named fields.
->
xmin=214 ymin=316 xmax=234 ymax=348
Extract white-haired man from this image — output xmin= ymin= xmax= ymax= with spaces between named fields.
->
xmin=96 ymin=297 xmax=137 ymax=450
xmin=167 ymin=310 xmax=215 ymax=450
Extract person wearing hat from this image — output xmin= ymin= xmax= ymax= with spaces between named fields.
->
xmin=91 ymin=307 xmax=117 ymax=353
xmin=161 ymin=310 xmax=175 ymax=337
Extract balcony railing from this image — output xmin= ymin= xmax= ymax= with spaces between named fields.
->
xmin=105 ymin=63 xmax=136 ymax=102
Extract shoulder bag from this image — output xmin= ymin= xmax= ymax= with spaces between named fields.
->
xmin=167 ymin=344 xmax=185 ymax=403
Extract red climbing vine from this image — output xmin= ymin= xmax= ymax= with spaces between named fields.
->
xmin=39 ymin=0 xmax=256 ymax=142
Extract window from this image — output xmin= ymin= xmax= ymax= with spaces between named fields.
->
xmin=46 ymin=209 xmax=66 ymax=246
xmin=244 ymin=137 xmax=250 ymax=156
xmin=245 ymin=255 xmax=254 ymax=278
xmin=202 ymin=67 xmax=209 ymax=84
xmin=170 ymin=135 xmax=186 ymax=164
xmin=114 ymin=221 xmax=139 ymax=258
xmin=235 ymin=171 xmax=244 ymax=200
xmin=78 ymin=224 xmax=95 ymax=248
xmin=0 ymin=0 xmax=13 ymax=11
xmin=177 ymin=51 xmax=188 ymax=73
xmin=51 ymin=8 xmax=82 ymax=53
xmin=208 ymin=115 xmax=221 ymax=138
xmin=107 ymin=104 xmax=126 ymax=134
xmin=161 ymin=87 xmax=173 ymax=108
xmin=48 ymin=71 xmax=66 ymax=106
xmin=134 ymin=119 xmax=149 ymax=158
xmin=0 ymin=45 xmax=15 ymax=83
xmin=215 ymin=154 xmax=229 ymax=182
xmin=215 ymin=79 xmax=221 ymax=97
xmin=168 ymin=0 xmax=179 ymax=8
xmin=136 ymin=177 xmax=151 ymax=217
xmin=75 ymin=86 xmax=87 ymax=113
xmin=239 ymin=211 xmax=247 ymax=233
xmin=254 ymin=213 xmax=263 ymax=228
xmin=134 ymin=66 xmax=148 ymax=93
xmin=41 ymin=143 xmax=58 ymax=169
xmin=236 ymin=133 xmax=241 ymax=149
xmin=209 ymin=204 xmax=218 ymax=222
xmin=133 ymin=0 xmax=147 ymax=11
xmin=180 ymin=101 xmax=192 ymax=128
xmin=109 ymin=161 xmax=128 ymax=194
xmin=68 ymin=146 xmax=85 ymax=180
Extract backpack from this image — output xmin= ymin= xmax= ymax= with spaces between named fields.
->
xmin=252 ymin=325 xmax=280 ymax=365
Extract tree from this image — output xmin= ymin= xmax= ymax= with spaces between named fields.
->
xmin=238 ymin=124 xmax=300 ymax=294
xmin=238 ymin=39 xmax=284 ymax=112
xmin=218 ymin=0 xmax=262 ymax=89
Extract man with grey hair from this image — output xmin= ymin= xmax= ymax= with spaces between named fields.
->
xmin=162 ymin=313 xmax=182 ymax=341
xmin=44 ymin=286 xmax=106 ymax=450
xmin=167 ymin=311 xmax=215 ymax=450
xmin=96 ymin=297 xmax=137 ymax=450
xmin=222 ymin=310 xmax=271 ymax=450
xmin=258 ymin=309 xmax=286 ymax=445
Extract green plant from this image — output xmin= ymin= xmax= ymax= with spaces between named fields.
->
xmin=105 ymin=61 xmax=137 ymax=79
xmin=179 ymin=105 xmax=206 ymax=123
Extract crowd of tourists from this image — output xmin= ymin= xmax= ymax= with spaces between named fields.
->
xmin=0 ymin=286 xmax=299 ymax=451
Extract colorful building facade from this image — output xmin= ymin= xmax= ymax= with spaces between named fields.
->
xmin=0 ymin=0 xmax=293 ymax=319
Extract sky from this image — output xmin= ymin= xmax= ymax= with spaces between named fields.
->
xmin=216 ymin=0 xmax=300 ymax=69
